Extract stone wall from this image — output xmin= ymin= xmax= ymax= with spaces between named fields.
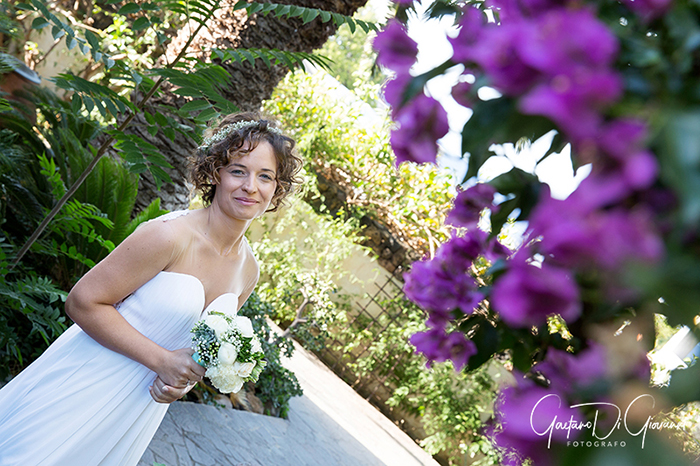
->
xmin=305 ymin=171 xmax=422 ymax=276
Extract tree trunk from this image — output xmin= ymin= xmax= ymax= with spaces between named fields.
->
xmin=131 ymin=0 xmax=369 ymax=212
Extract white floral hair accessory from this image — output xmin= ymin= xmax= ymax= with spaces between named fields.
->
xmin=199 ymin=120 xmax=282 ymax=151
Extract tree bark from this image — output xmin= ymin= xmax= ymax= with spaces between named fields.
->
xmin=130 ymin=0 xmax=369 ymax=213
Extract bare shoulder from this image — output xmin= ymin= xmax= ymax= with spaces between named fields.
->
xmin=68 ymin=215 xmax=186 ymax=306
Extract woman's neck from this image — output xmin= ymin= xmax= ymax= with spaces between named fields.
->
xmin=200 ymin=206 xmax=251 ymax=257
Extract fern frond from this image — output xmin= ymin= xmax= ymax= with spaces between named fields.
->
xmin=212 ymin=47 xmax=334 ymax=73
xmin=232 ymin=1 xmax=378 ymax=32
xmin=52 ymin=74 xmax=136 ymax=118
xmin=18 ymin=0 xmax=116 ymax=69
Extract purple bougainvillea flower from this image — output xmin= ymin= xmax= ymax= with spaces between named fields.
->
xmin=382 ymin=71 xmax=412 ymax=115
xmin=534 ymin=345 xmax=608 ymax=393
xmin=529 ymin=190 xmax=602 ymax=268
xmin=451 ymin=80 xmax=474 ymax=108
xmin=491 ymin=252 xmax=581 ymax=327
xmin=621 ymin=0 xmax=674 ymax=21
xmin=599 ymin=119 xmax=647 ymax=160
xmin=531 ymin=184 xmax=663 ymax=270
xmin=519 ymin=69 xmax=623 ymax=143
xmin=410 ymin=326 xmax=477 ymax=371
xmin=488 ymin=379 xmax=584 ymax=465
xmin=471 ymin=22 xmax=541 ymax=96
xmin=598 ymin=119 xmax=659 ymax=191
xmin=373 ymin=19 xmax=418 ymax=72
xmin=447 ymin=183 xmax=499 ymax=229
xmin=449 ymin=7 xmax=486 ymax=64
xmin=487 ymin=0 xmax=567 ymax=19
xmin=409 ymin=325 xmax=448 ymax=362
xmin=403 ymin=257 xmax=484 ymax=314
xmin=518 ymin=9 xmax=619 ymax=75
xmin=436 ymin=233 xmax=484 ymax=274
xmin=596 ymin=208 xmax=664 ymax=268
xmin=390 ymin=94 xmax=449 ymax=165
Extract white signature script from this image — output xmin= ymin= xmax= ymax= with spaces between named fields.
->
xmin=529 ymin=393 xmax=685 ymax=449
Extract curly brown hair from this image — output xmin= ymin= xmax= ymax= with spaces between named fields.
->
xmin=189 ymin=112 xmax=302 ymax=212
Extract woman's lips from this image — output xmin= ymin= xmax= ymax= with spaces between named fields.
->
xmin=235 ymin=197 xmax=258 ymax=205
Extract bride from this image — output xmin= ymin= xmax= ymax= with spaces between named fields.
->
xmin=0 ymin=112 xmax=301 ymax=466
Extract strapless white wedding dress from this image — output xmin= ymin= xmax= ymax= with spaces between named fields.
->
xmin=0 ymin=258 xmax=239 ymax=465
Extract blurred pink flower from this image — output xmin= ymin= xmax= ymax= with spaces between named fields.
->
xmin=410 ymin=326 xmax=477 ymax=371
xmin=491 ymin=252 xmax=581 ymax=327
xmin=373 ymin=19 xmax=418 ymax=72
xmin=488 ymin=379 xmax=584 ymax=465
xmin=390 ymin=94 xmax=449 ymax=165
xmin=447 ymin=183 xmax=499 ymax=229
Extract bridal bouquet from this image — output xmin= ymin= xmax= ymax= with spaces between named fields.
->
xmin=191 ymin=311 xmax=266 ymax=394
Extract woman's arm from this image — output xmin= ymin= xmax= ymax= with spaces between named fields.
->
xmin=65 ymin=219 xmax=205 ymax=388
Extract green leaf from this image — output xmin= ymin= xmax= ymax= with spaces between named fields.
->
xmin=180 ymin=99 xmax=212 ymax=112
xmin=66 ymin=35 xmax=78 ymax=50
xmin=71 ymin=93 xmax=82 ymax=113
xmin=144 ymin=111 xmax=155 ymax=125
xmin=133 ymin=16 xmax=151 ymax=30
xmin=154 ymin=113 xmax=168 ymax=126
xmin=84 ymin=30 xmax=100 ymax=50
xmin=163 ymin=126 xmax=176 ymax=141
xmin=462 ymin=97 xmax=515 ymax=180
xmin=118 ymin=3 xmax=142 ymax=14
xmin=301 ymin=8 xmax=319 ymax=24
xmin=130 ymin=70 xmax=143 ymax=86
xmin=31 ymin=17 xmax=49 ymax=30
xmin=156 ymin=31 xmax=168 ymax=45
xmin=232 ymin=0 xmax=248 ymax=11
xmin=289 ymin=5 xmax=304 ymax=17
xmin=51 ymin=25 xmax=65 ymax=40
xmin=194 ymin=106 xmax=219 ymax=122
xmin=275 ymin=4 xmax=291 ymax=16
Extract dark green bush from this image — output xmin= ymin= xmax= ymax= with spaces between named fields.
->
xmin=238 ymin=291 xmax=303 ymax=418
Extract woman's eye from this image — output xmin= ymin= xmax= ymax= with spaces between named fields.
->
xmin=261 ymin=174 xmax=274 ymax=181
xmin=230 ymin=169 xmax=244 ymax=175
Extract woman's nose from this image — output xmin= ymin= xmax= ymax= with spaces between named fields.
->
xmin=241 ymin=175 xmax=257 ymax=193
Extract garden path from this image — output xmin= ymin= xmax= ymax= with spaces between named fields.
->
xmin=138 ymin=336 xmax=440 ymax=466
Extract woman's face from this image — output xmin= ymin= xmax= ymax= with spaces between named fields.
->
xmin=214 ymin=141 xmax=278 ymax=220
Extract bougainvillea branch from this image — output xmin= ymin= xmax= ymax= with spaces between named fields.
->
xmin=375 ymin=0 xmax=700 ymax=463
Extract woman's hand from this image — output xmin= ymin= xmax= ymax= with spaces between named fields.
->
xmin=149 ymin=376 xmax=195 ymax=404
xmin=156 ymin=348 xmax=206 ymax=389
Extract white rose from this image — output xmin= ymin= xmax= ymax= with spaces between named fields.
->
xmin=234 ymin=316 xmax=254 ymax=338
xmin=207 ymin=365 xmax=245 ymax=393
xmin=217 ymin=342 xmax=238 ymax=365
xmin=204 ymin=314 xmax=229 ymax=339
xmin=233 ymin=361 xmax=256 ymax=378
xmin=251 ymin=336 xmax=263 ymax=354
